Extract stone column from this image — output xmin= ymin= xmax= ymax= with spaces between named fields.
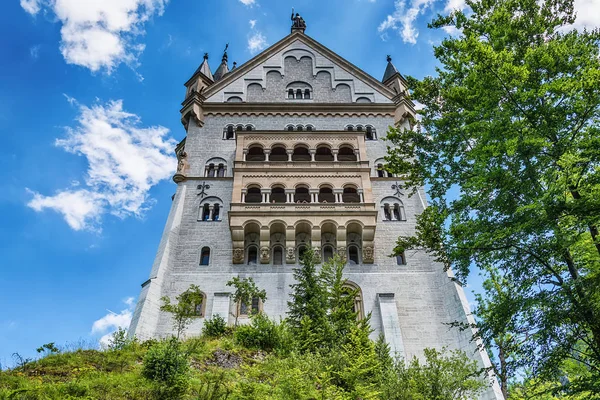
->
xmin=286 ymin=149 xmax=294 ymax=162
xmin=336 ymin=226 xmax=347 ymax=264
xmin=309 ymin=149 xmax=316 ymax=162
xmin=285 ymin=188 xmax=295 ymax=203
xmin=242 ymin=149 xmax=248 ymax=162
xmin=311 ymin=226 xmax=322 ymax=263
xmin=332 ymin=149 xmax=339 ymax=162
xmin=334 ymin=188 xmax=344 ymax=203
xmin=261 ymin=188 xmax=271 ymax=203
xmin=358 ymin=189 xmax=365 ymax=203
xmin=354 ymin=148 xmax=360 ymax=161
xmin=260 ymin=226 xmax=270 ymax=264
xmin=208 ymin=205 xmax=214 ymax=221
xmin=286 ymin=225 xmax=296 ymax=264
xmin=264 ymin=149 xmax=271 ymax=162
xmin=241 ymin=189 xmax=247 ymax=203
xmin=309 ymin=188 xmax=319 ymax=203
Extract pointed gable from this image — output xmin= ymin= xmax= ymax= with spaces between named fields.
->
xmin=203 ymin=32 xmax=395 ymax=104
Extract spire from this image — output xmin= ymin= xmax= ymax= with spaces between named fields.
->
xmin=213 ymin=44 xmax=230 ymax=82
xmin=382 ymin=55 xmax=399 ymax=83
xmin=194 ymin=53 xmax=213 ymax=81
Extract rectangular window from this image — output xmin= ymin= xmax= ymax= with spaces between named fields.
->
xmin=396 ymin=253 xmax=406 ymax=265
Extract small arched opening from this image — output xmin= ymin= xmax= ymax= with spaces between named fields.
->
xmin=270 ymin=145 xmax=287 ymax=162
xmin=338 ymin=146 xmax=357 ymax=162
xmin=294 ymin=186 xmax=310 ymax=203
xmin=292 ymin=146 xmax=311 ymax=162
xmin=245 ymin=186 xmax=262 ymax=203
xmin=315 ymin=146 xmax=333 ymax=162
xmin=342 ymin=186 xmax=360 ymax=203
xmin=247 ymin=145 xmax=265 ymax=162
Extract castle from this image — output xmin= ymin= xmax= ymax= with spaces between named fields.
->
xmin=129 ymin=15 xmax=503 ymax=400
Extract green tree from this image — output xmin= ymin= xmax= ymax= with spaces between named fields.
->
xmin=226 ymin=276 xmax=267 ymax=326
xmin=287 ymin=248 xmax=332 ymax=352
xmin=160 ymin=284 xmax=204 ymax=339
xmin=386 ymin=0 xmax=600 ymax=392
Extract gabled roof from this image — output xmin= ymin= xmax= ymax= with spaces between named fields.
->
xmin=202 ymin=31 xmax=396 ymax=100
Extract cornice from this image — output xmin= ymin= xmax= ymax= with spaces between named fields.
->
xmin=202 ymin=102 xmax=396 ymax=118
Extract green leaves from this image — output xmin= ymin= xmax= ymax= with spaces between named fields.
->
xmin=386 ymin=0 xmax=600 ymax=395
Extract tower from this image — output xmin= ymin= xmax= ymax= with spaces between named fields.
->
xmin=129 ymin=15 xmax=503 ymax=400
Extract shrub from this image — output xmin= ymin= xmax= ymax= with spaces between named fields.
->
xmin=234 ymin=313 xmax=290 ymax=352
xmin=202 ymin=315 xmax=227 ymax=338
xmin=142 ymin=337 xmax=189 ymax=399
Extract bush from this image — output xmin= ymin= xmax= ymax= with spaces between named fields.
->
xmin=202 ymin=315 xmax=228 ymax=338
xmin=234 ymin=313 xmax=292 ymax=353
xmin=142 ymin=337 xmax=189 ymax=399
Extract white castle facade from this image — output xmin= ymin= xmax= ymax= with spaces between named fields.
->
xmin=129 ymin=19 xmax=503 ymax=400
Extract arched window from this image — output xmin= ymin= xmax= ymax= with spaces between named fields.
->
xmin=288 ymin=89 xmax=295 ymax=99
xmin=348 ymin=246 xmax=360 ymax=264
xmin=270 ymin=146 xmax=287 ymax=162
xmin=323 ymin=245 xmax=334 ymax=263
xmin=287 ymin=125 xmax=294 ymax=132
xmin=304 ymin=89 xmax=311 ymax=99
xmin=356 ymin=125 xmax=363 ymax=132
xmin=295 ymin=186 xmax=310 ymax=203
xmin=201 ymin=204 xmax=211 ymax=221
xmin=217 ymin=164 xmax=225 ymax=177
xmin=298 ymin=245 xmax=308 ymax=261
xmin=273 ymin=246 xmax=283 ymax=265
xmin=200 ymin=247 xmax=210 ymax=265
xmin=247 ymin=145 xmax=265 ymax=162
xmin=342 ymin=187 xmax=360 ymax=203
xmin=377 ymin=164 xmax=385 ymax=177
xmin=296 ymin=125 xmax=303 ymax=132
xmin=206 ymin=163 xmax=215 ymax=177
xmin=318 ymin=187 xmax=335 ymax=203
xmin=315 ymin=146 xmax=333 ymax=162
xmin=236 ymin=125 xmax=244 ymax=132
xmin=341 ymin=282 xmax=364 ymax=319
xmin=292 ymin=146 xmax=310 ymax=162
xmin=271 ymin=186 xmax=286 ymax=203
xmin=393 ymin=204 xmax=401 ymax=221
xmin=338 ymin=146 xmax=357 ymax=162
xmin=296 ymin=89 xmax=303 ymax=99
xmin=245 ymin=187 xmax=262 ymax=203
xmin=346 ymin=125 xmax=354 ymax=132
xmin=396 ymin=252 xmax=406 ymax=265
xmin=306 ymin=125 xmax=314 ymax=131
xmin=246 ymin=125 xmax=254 ymax=131
xmin=225 ymin=125 xmax=234 ymax=140
xmin=247 ymin=246 xmax=258 ymax=265
xmin=383 ymin=204 xmax=392 ymax=221
xmin=212 ymin=204 xmax=220 ymax=221
xmin=366 ymin=126 xmax=376 ymax=140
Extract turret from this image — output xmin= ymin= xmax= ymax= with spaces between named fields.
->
xmin=382 ymin=55 xmax=416 ymax=127
xmin=181 ymin=53 xmax=214 ymax=129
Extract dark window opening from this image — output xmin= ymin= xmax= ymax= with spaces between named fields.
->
xmin=247 ymin=146 xmax=265 ymax=162
xmin=247 ymin=246 xmax=258 ymax=265
xmin=294 ymin=187 xmax=310 ymax=203
xmin=202 ymin=204 xmax=210 ymax=221
xmin=342 ymin=187 xmax=360 ymax=203
xmin=271 ymin=187 xmax=286 ymax=203
xmin=270 ymin=146 xmax=287 ymax=162
xmin=356 ymin=126 xmax=363 ymax=131
xmin=338 ymin=146 xmax=357 ymax=162
xmin=226 ymin=126 xmax=234 ymax=139
xmin=304 ymin=89 xmax=310 ymax=99
xmin=207 ymin=164 xmax=215 ymax=177
xmin=246 ymin=187 xmax=262 ymax=203
xmin=396 ymin=253 xmax=406 ymax=265
xmin=246 ymin=125 xmax=253 ymax=131
xmin=366 ymin=126 xmax=375 ymax=140
xmin=217 ymin=164 xmax=225 ymax=177
xmin=296 ymin=89 xmax=303 ymax=99
xmin=287 ymin=125 xmax=294 ymax=132
xmin=298 ymin=245 xmax=308 ymax=261
xmin=347 ymin=126 xmax=354 ymax=131
xmin=318 ymin=187 xmax=335 ymax=203
xmin=297 ymin=125 xmax=303 ymax=132
xmin=288 ymin=89 xmax=294 ymax=99
xmin=306 ymin=125 xmax=313 ymax=131
xmin=273 ymin=247 xmax=283 ymax=265
xmin=384 ymin=204 xmax=392 ymax=221
xmin=393 ymin=205 xmax=401 ymax=221
xmin=315 ymin=147 xmax=334 ymax=162
xmin=348 ymin=246 xmax=359 ymax=264
xmin=377 ymin=164 xmax=385 ymax=177
xmin=323 ymin=246 xmax=334 ymax=263
xmin=212 ymin=204 xmax=220 ymax=221
xmin=200 ymin=247 xmax=210 ymax=265
xmin=292 ymin=147 xmax=310 ymax=162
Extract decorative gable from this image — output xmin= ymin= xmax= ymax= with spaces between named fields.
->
xmin=203 ymin=35 xmax=394 ymax=104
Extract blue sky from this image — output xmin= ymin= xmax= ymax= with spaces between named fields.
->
xmin=1 ymin=0 xmax=597 ymax=367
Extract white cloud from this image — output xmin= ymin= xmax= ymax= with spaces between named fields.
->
xmin=378 ymin=0 xmax=435 ymax=44
xmin=20 ymin=0 xmax=168 ymax=73
xmin=91 ymin=297 xmax=135 ymax=347
xmin=29 ymin=45 xmax=41 ymax=60
xmin=239 ymin=0 xmax=256 ymax=6
xmin=20 ymin=0 xmax=41 ymax=14
xmin=27 ymin=98 xmax=176 ymax=232
xmin=571 ymin=0 xmax=600 ymax=30
xmin=249 ymin=19 xmax=256 ymax=29
xmin=248 ymin=32 xmax=267 ymax=54
xmin=444 ymin=0 xmax=466 ymax=13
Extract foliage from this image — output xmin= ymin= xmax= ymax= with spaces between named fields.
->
xmin=226 ymin=277 xmax=267 ymax=326
xmin=35 ymin=342 xmax=59 ymax=356
xmin=381 ymin=347 xmax=486 ymax=400
xmin=287 ymin=248 xmax=332 ymax=352
xmin=202 ymin=315 xmax=228 ymax=338
xmin=385 ymin=0 xmax=600 ymax=394
xmin=233 ymin=313 xmax=292 ymax=353
xmin=142 ymin=337 xmax=190 ymax=399
xmin=161 ymin=284 xmax=205 ymax=339
xmin=107 ymin=327 xmax=136 ymax=351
